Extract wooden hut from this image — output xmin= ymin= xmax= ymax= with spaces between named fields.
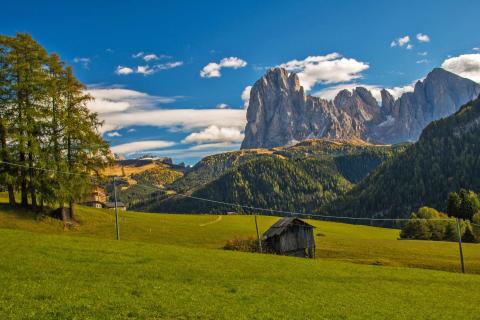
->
xmin=263 ymin=217 xmax=315 ymax=258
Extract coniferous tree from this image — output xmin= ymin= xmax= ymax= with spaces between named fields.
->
xmin=0 ymin=32 xmax=112 ymax=221
xmin=0 ymin=36 xmax=16 ymax=206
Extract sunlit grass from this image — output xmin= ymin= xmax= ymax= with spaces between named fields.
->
xmin=1 ymin=228 xmax=479 ymax=319
xmin=0 ymin=199 xmax=478 ymax=274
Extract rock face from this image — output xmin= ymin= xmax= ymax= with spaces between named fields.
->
xmin=241 ymin=67 xmax=480 ymax=149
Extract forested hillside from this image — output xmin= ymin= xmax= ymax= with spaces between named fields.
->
xmin=101 ymin=160 xmax=184 ymax=207
xmin=327 ymin=97 xmax=480 ymax=218
xmin=136 ymin=139 xmax=405 ymax=213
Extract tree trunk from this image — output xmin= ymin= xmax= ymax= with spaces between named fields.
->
xmin=8 ymin=185 xmax=15 ymax=207
xmin=69 ymin=200 xmax=75 ymax=221
xmin=28 ymin=150 xmax=37 ymax=211
xmin=0 ymin=122 xmax=16 ymax=207
xmin=59 ymin=203 xmax=68 ymax=223
xmin=20 ymin=178 xmax=28 ymax=207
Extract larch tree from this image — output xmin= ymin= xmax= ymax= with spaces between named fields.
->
xmin=0 ymin=32 xmax=112 ymax=221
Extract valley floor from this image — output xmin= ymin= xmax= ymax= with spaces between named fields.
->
xmin=0 ymin=203 xmax=478 ymax=274
xmin=1 ymin=200 xmax=480 ymax=319
xmin=1 ymin=228 xmax=480 ymax=319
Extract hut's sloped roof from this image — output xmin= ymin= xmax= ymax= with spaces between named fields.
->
xmin=263 ymin=217 xmax=315 ymax=238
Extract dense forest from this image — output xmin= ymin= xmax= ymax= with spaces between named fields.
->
xmin=327 ymin=98 xmax=480 ymax=219
xmin=135 ymin=140 xmax=405 ymax=214
xmin=0 ymin=33 xmax=111 ymax=221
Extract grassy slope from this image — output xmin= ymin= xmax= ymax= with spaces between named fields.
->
xmin=1 ymin=228 xmax=480 ymax=319
xmin=0 ymin=202 xmax=479 ymax=274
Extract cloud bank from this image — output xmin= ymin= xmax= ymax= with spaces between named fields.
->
xmin=441 ymin=53 xmax=480 ymax=83
xmin=278 ymin=53 xmax=369 ymax=90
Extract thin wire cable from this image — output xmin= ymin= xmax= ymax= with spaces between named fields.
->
xmin=130 ymin=180 xmax=458 ymax=222
xmin=0 ymin=160 xmax=95 ymax=177
xmin=0 ymin=159 xmax=474 ymax=223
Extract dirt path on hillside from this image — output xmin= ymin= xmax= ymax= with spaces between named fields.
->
xmin=199 ymin=215 xmax=222 ymax=227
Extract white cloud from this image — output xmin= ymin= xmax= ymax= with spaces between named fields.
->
xmin=143 ymin=54 xmax=159 ymax=61
xmin=115 ymin=62 xmax=183 ymax=76
xmin=132 ymin=52 xmax=171 ymax=61
xmin=416 ymin=59 xmax=429 ymax=64
xmin=99 ymin=108 xmax=246 ymax=133
xmin=418 ymin=51 xmax=428 ymax=56
xmin=182 ymin=126 xmax=244 ymax=144
xmin=155 ymin=61 xmax=183 ymax=70
xmin=115 ymin=66 xmax=134 ymax=75
xmin=441 ymin=53 xmax=480 ymax=83
xmin=85 ymin=87 xmax=176 ymax=115
xmin=136 ymin=65 xmax=154 ymax=75
xmin=314 ymin=82 xmax=415 ymax=103
xmin=142 ymin=142 xmax=241 ymax=164
xmin=200 ymin=57 xmax=247 ymax=78
xmin=314 ymin=84 xmax=383 ymax=103
xmin=111 ymin=140 xmax=175 ymax=154
xmin=278 ymin=53 xmax=369 ymax=90
xmin=73 ymin=57 xmax=91 ymax=68
xmin=86 ymin=87 xmax=246 ymax=134
xmin=391 ymin=35 xmax=410 ymax=48
xmin=386 ymin=84 xmax=415 ymax=99
xmin=406 ymin=44 xmax=413 ymax=50
xmin=473 ymin=47 xmax=480 ymax=52
xmin=416 ymin=33 xmax=430 ymax=42
xmin=216 ymin=103 xmax=229 ymax=109
xmin=106 ymin=131 xmax=122 ymax=137
xmin=241 ymin=86 xmax=252 ymax=108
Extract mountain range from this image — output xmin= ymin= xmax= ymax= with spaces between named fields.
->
xmin=327 ymin=96 xmax=480 ymax=218
xmin=131 ymin=67 xmax=480 ymax=220
xmin=242 ymin=67 xmax=480 ymax=149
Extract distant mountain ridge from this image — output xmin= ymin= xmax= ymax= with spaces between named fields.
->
xmin=242 ymin=67 xmax=480 ymax=149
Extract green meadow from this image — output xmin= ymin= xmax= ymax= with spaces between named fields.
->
xmin=0 ymin=202 xmax=478 ymax=274
xmin=1 ymin=199 xmax=480 ymax=319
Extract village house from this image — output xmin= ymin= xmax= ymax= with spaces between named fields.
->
xmin=82 ymin=185 xmax=107 ymax=208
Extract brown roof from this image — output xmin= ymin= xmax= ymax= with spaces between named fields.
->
xmin=263 ymin=217 xmax=315 ymax=238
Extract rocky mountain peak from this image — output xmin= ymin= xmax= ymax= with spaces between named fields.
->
xmin=242 ymin=67 xmax=480 ymax=149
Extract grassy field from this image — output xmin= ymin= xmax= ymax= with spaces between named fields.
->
xmin=1 ymin=228 xmax=480 ymax=319
xmin=0 ymin=201 xmax=479 ymax=274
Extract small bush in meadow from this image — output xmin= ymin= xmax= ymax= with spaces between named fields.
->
xmin=224 ymin=236 xmax=263 ymax=253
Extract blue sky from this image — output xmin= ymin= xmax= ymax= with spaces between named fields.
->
xmin=3 ymin=0 xmax=480 ymax=164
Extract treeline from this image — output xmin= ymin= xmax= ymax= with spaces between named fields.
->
xmin=400 ymin=190 xmax=480 ymax=242
xmin=0 ymin=33 xmax=111 ymax=220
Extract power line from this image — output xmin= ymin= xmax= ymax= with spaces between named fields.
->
xmin=1 ymin=159 xmax=478 ymax=224
xmin=129 ymin=180 xmax=460 ymax=222
xmin=0 ymin=160 xmax=95 ymax=177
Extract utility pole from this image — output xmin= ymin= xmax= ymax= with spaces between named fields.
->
xmin=113 ymin=176 xmax=120 ymax=240
xmin=456 ymin=218 xmax=465 ymax=273
xmin=254 ymin=214 xmax=262 ymax=253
